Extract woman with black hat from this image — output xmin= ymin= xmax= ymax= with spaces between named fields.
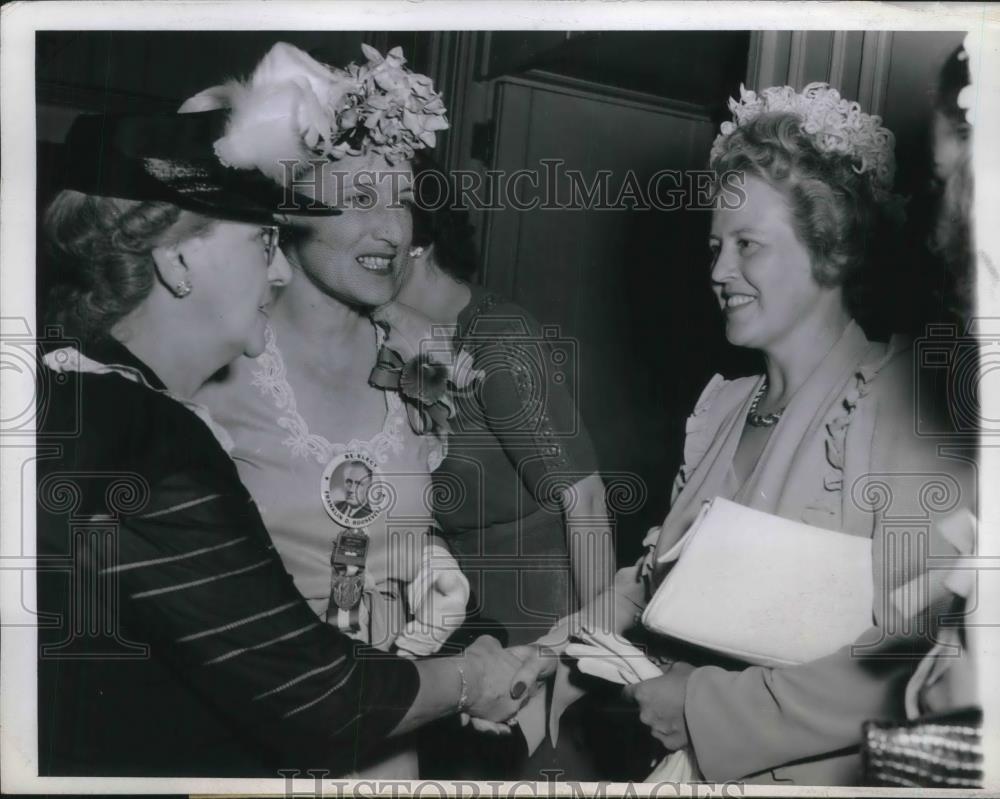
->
xmin=36 ymin=105 xmax=530 ymax=778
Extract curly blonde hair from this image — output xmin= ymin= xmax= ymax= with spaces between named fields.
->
xmin=711 ymin=112 xmax=889 ymax=290
xmin=43 ymin=190 xmax=216 ymax=342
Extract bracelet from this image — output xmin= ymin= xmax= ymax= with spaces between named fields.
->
xmin=456 ymin=660 xmax=470 ymax=713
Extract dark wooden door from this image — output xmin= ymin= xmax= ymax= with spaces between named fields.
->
xmin=480 ymin=76 xmax=734 ymax=560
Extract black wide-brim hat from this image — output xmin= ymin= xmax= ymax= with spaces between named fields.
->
xmin=60 ymin=109 xmax=340 ymax=224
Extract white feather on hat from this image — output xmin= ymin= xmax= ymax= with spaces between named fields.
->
xmin=180 ymin=43 xmax=355 ymax=184
xmin=179 ymin=41 xmax=448 ymax=185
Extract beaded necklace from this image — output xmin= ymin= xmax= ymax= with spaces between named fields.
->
xmin=746 ymin=377 xmax=785 ymax=427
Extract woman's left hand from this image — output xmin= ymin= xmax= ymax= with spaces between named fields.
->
xmin=372 ymin=301 xmax=445 ymax=360
xmin=370 ymin=301 xmax=481 ymax=434
xmin=622 ymin=662 xmax=696 ymax=751
xmin=396 ymin=543 xmax=471 ymax=659
xmin=371 ymin=301 xmax=480 ymax=391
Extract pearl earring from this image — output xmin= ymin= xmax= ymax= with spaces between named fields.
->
xmin=408 ymin=246 xmax=425 ymax=259
xmin=174 ymin=280 xmax=192 ymax=298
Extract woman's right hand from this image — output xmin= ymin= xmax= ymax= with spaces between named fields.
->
xmin=463 ymin=635 xmax=535 ymax=724
xmin=507 ymin=643 xmax=561 ymax=700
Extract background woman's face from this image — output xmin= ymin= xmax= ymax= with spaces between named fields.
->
xmin=182 ymin=220 xmax=291 ymax=360
xmin=932 ymin=110 xmax=970 ymax=183
xmin=288 ymin=152 xmax=414 ymax=308
xmin=709 ymin=175 xmax=835 ymax=352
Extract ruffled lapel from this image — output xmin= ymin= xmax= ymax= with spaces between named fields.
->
xmin=739 ymin=321 xmax=881 ymax=518
xmin=652 ymin=376 xmax=757 ymax=566
xmin=651 ymin=321 xmax=883 ymax=577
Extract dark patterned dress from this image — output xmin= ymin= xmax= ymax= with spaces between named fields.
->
xmin=36 ymin=337 xmax=419 ymax=777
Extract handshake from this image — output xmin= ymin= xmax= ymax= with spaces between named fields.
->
xmin=450 ymin=635 xmax=561 ymax=734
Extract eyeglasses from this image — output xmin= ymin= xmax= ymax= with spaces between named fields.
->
xmin=261 ymin=225 xmax=280 ymax=266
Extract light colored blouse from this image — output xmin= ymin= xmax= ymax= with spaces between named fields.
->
xmin=195 ymin=317 xmax=445 ymax=646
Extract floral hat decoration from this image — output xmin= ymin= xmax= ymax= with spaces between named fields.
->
xmin=181 ymin=43 xmax=464 ymax=437
xmin=711 ymin=82 xmax=897 ymax=202
xmin=180 ymin=42 xmax=449 ymax=185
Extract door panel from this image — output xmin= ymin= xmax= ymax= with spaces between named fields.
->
xmin=482 ymin=77 xmax=730 ymax=559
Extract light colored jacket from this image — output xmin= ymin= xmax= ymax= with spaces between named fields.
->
xmin=638 ymin=321 xmax=975 ymax=785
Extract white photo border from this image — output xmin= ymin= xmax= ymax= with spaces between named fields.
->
xmin=2 ymin=1 xmax=999 ymax=795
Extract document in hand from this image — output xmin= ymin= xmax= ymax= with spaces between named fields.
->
xmin=641 ymin=497 xmax=874 ymax=667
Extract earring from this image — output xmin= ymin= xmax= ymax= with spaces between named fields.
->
xmin=408 ymin=246 xmax=425 ymax=259
xmin=173 ymin=280 xmax=192 ymax=298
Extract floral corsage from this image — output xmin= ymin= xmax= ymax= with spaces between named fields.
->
xmin=369 ymin=302 xmax=481 ymax=435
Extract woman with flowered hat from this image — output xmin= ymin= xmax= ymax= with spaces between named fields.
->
xmin=188 ymin=42 xmax=465 ymax=646
xmin=513 ymin=83 xmax=976 ymax=785
xmin=36 ymin=103 xmax=531 ymax=777
xmin=186 ymin=42 xmax=487 ymax=775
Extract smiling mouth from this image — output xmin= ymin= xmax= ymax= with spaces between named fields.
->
xmin=357 ymin=254 xmax=394 ymax=274
xmin=722 ymin=294 xmax=756 ymax=311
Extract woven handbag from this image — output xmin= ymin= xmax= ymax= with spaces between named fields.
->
xmin=862 ymin=706 xmax=983 ymax=788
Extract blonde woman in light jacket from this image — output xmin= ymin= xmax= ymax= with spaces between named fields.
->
xmin=514 ymin=85 xmax=976 ymax=786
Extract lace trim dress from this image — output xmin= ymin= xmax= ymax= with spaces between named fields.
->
xmin=195 ymin=317 xmax=445 ymax=651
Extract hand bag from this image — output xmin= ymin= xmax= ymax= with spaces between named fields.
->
xmin=641 ymin=497 xmax=874 ymax=667
xmin=862 ymin=706 xmax=983 ymax=788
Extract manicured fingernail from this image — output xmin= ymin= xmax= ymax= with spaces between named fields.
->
xmin=511 ymin=681 xmax=526 ymax=699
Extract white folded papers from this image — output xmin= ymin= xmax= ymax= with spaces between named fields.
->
xmin=515 ymin=627 xmax=658 ymax=757
xmin=566 ymin=626 xmax=662 ymax=685
xmin=641 ymin=497 xmax=874 ymax=667
xmin=565 ymin=627 xmax=700 ymax=782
